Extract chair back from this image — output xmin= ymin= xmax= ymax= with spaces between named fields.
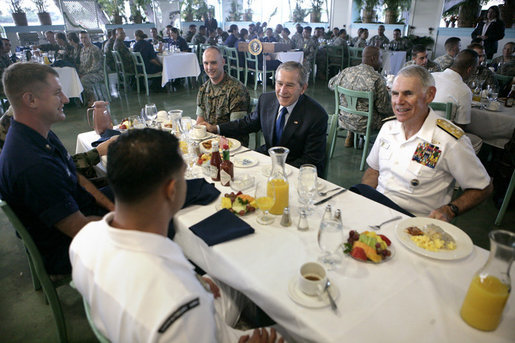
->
xmin=225 ymin=46 xmax=240 ymax=74
xmin=0 ymin=200 xmax=69 ymax=342
xmin=429 ymin=101 xmax=453 ymax=120
xmin=131 ymin=51 xmax=146 ymax=76
xmin=324 ymin=113 xmax=338 ymax=180
xmin=326 ymin=45 xmax=346 ymax=80
xmin=348 ymin=47 xmax=363 ymax=66
xmin=111 ymin=50 xmax=125 ymax=75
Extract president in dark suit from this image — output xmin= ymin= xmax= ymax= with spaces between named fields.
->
xmin=203 ymin=61 xmax=328 ymax=176
xmin=471 ymin=6 xmax=505 ymax=59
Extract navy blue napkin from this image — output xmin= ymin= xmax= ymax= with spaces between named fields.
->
xmin=51 ymin=60 xmax=76 ymax=68
xmin=189 ymin=209 xmax=255 ymax=246
xmin=182 ymin=178 xmax=220 ymax=208
xmin=91 ymin=129 xmax=121 ymax=147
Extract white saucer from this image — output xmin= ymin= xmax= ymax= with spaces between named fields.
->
xmin=234 ymin=156 xmax=258 ymax=168
xmin=190 ymin=132 xmax=213 ymax=140
xmin=288 ymin=277 xmax=340 ymax=308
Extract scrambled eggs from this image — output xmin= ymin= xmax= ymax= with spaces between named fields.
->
xmin=410 ymin=234 xmax=456 ymax=252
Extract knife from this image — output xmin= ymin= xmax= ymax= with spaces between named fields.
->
xmin=314 ymin=188 xmax=347 ymax=206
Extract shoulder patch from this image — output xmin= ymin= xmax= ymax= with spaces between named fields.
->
xmin=382 ymin=116 xmax=396 ymax=122
xmin=158 ymin=298 xmax=200 ymax=334
xmin=436 ymin=118 xmax=464 ymax=139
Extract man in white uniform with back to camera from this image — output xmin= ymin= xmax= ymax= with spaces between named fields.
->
xmin=355 ymin=65 xmax=492 ymax=221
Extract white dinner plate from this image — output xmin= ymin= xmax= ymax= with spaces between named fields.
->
xmin=395 ymin=217 xmax=473 ymax=260
xmin=261 ymin=165 xmax=293 ymax=177
xmin=471 ymin=101 xmax=482 ymax=108
xmin=230 ymin=175 xmax=255 ymax=191
xmin=190 ymin=132 xmax=214 ymax=141
xmin=233 ymin=156 xmax=258 ymax=168
xmin=288 ymin=277 xmax=340 ymax=308
xmin=199 ymin=137 xmax=241 ymax=153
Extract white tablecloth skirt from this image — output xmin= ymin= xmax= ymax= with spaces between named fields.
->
xmin=53 ymin=66 xmax=83 ymax=99
xmin=158 ymin=52 xmax=201 ymax=87
xmin=382 ymin=51 xmax=407 ymax=76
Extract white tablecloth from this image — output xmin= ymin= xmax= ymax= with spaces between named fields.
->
xmin=465 ymin=106 xmax=515 ymax=149
xmin=53 ymin=66 xmax=83 ymax=99
xmin=382 ymin=50 xmax=407 ymax=76
xmin=272 ymin=51 xmax=304 ymax=64
xmin=158 ymin=52 xmax=201 ymax=87
xmin=75 ymin=131 xmax=515 ymax=343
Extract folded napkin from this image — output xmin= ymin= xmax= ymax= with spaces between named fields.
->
xmin=182 ymin=178 xmax=220 ymax=208
xmin=189 ymin=209 xmax=254 ymax=246
xmin=91 ymin=129 xmax=121 ymax=147
xmin=51 ymin=60 xmax=76 ymax=68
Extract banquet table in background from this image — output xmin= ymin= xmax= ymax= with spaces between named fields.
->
xmin=53 ymin=66 xmax=83 ymax=99
xmin=157 ymin=52 xmax=201 ymax=87
xmin=381 ymin=50 xmax=407 ymax=76
xmin=271 ymin=51 xmax=304 ymax=64
xmin=75 ymin=131 xmax=515 ymax=343
xmin=465 ymin=106 xmax=515 ymax=149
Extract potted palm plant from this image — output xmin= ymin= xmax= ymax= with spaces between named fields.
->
xmin=98 ymin=0 xmax=126 ymax=25
xmin=243 ymin=0 xmax=253 ymax=21
xmin=226 ymin=0 xmax=242 ymax=21
xmin=292 ymin=0 xmax=308 ymax=23
xmin=10 ymin=0 xmax=28 ymax=26
xmin=130 ymin=0 xmax=150 ymax=23
xmin=383 ymin=0 xmax=410 ymax=24
xmin=33 ymin=0 xmax=52 ymax=25
xmin=310 ymin=0 xmax=324 ymax=23
xmin=355 ymin=0 xmax=381 ymax=23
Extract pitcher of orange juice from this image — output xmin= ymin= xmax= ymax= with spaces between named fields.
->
xmin=460 ymin=230 xmax=514 ymax=331
xmin=267 ymin=147 xmax=289 ymax=215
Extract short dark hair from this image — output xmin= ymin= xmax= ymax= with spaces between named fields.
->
xmin=240 ymin=28 xmax=248 ymax=36
xmin=282 ymin=28 xmax=290 ymax=35
xmin=296 ymin=25 xmax=303 ymax=34
xmin=199 ymin=25 xmax=206 ymax=30
xmin=412 ymin=44 xmax=427 ymax=55
xmin=107 ymin=129 xmax=184 ymax=203
xmin=2 ymin=62 xmax=58 ymax=107
xmin=304 ymin=26 xmax=312 ymax=33
xmin=451 ymin=49 xmax=478 ymax=71
xmin=189 ymin=24 xmax=196 ymax=29
xmin=276 ymin=61 xmax=308 ymax=87
xmin=229 ymin=24 xmax=238 ymax=33
xmin=394 ymin=28 xmax=401 ymax=33
xmin=444 ymin=37 xmax=461 ymax=51
xmin=67 ymin=32 xmax=80 ymax=44
xmin=56 ymin=32 xmax=67 ymax=41
xmin=471 ymin=38 xmax=483 ymax=45
xmin=467 ymin=43 xmax=484 ymax=51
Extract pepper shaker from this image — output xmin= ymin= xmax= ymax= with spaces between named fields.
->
xmin=297 ymin=210 xmax=309 ymax=231
xmin=280 ymin=208 xmax=292 ymax=227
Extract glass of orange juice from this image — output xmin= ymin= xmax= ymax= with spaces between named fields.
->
xmin=460 ymin=230 xmax=514 ymax=331
xmin=255 ymin=181 xmax=276 ymax=225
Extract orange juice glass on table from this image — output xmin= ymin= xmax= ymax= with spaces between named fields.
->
xmin=267 ymin=147 xmax=290 ymax=215
xmin=460 ymin=230 xmax=514 ymax=331
xmin=255 ymin=181 xmax=276 ymax=225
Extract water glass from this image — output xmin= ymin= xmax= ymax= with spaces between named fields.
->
xmin=144 ymin=104 xmax=158 ymax=126
xmin=168 ymin=109 xmax=183 ymax=134
xmin=297 ymin=164 xmax=317 ymax=215
xmin=317 ymin=217 xmax=344 ymax=270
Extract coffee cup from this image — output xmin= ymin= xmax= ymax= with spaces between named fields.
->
xmin=298 ymin=262 xmax=327 ymax=296
xmin=191 ymin=125 xmax=207 ymax=139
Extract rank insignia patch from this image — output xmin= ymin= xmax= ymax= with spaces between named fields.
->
xmin=412 ymin=142 xmax=441 ymax=169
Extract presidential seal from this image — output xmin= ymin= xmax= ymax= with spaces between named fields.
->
xmin=248 ymin=38 xmax=263 ymax=56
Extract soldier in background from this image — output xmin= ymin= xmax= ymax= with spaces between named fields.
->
xmin=103 ymin=29 xmax=116 ymax=71
xmin=491 ymin=42 xmax=515 ymax=77
xmin=328 ymin=46 xmax=392 ymax=147
xmin=434 ymin=37 xmax=461 ymax=71
xmin=302 ymin=26 xmax=318 ymax=75
xmin=403 ymin=44 xmax=441 ymax=72
xmin=183 ymin=24 xmax=197 ymax=43
xmin=390 ymin=29 xmax=410 ymax=51
xmin=368 ymin=25 xmax=390 ymax=49
xmin=192 ymin=25 xmax=207 ymax=45
xmin=354 ymin=29 xmax=369 ymax=48
xmin=291 ymin=25 xmax=304 ymax=50
xmin=466 ymin=43 xmax=497 ymax=90
xmin=196 ymin=47 xmax=250 ymax=146
xmin=113 ymin=28 xmax=135 ymax=73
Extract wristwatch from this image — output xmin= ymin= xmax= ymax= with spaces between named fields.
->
xmin=447 ymin=203 xmax=459 ymax=217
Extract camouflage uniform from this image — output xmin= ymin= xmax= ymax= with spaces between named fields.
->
xmin=79 ymin=44 xmax=104 ymax=103
xmin=103 ymin=38 xmax=115 ymax=71
xmin=0 ymin=109 xmax=100 ymax=178
xmin=114 ymin=39 xmax=135 ymax=73
xmin=291 ymin=32 xmax=304 ymax=50
xmin=403 ymin=59 xmax=441 ymax=73
xmin=184 ymin=31 xmax=195 ymax=43
xmin=55 ymin=42 xmax=77 ymax=66
xmin=302 ymin=37 xmax=318 ymax=74
xmin=434 ymin=54 xmax=454 ymax=71
xmin=196 ymin=73 xmax=251 ymax=146
xmin=354 ymin=38 xmax=367 ymax=48
xmin=192 ymin=33 xmax=207 ymax=45
xmin=331 ymin=37 xmax=346 ymax=47
xmin=279 ymin=37 xmax=292 ymax=49
xmin=390 ymin=38 xmax=411 ymax=51
xmin=328 ymin=63 xmax=392 ymax=133
xmin=368 ymin=35 xmax=389 ymax=48
xmin=467 ymin=66 xmax=498 ymax=90
xmin=0 ymin=55 xmax=12 ymax=95
xmin=491 ymin=56 xmax=515 ymax=77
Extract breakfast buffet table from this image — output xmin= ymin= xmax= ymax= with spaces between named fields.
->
xmin=76 ymin=131 xmax=514 ymax=343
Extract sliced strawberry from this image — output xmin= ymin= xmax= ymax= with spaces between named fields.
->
xmin=379 ymin=234 xmax=391 ymax=246
xmin=350 ymin=247 xmax=367 ymax=261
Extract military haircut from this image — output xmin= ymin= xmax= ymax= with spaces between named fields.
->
xmin=411 ymin=44 xmax=427 ymax=56
xmin=451 ymin=49 xmax=478 ymax=71
xmin=3 ymin=62 xmax=59 ymax=108
xmin=444 ymin=37 xmax=461 ymax=51
xmin=107 ymin=128 xmax=183 ymax=203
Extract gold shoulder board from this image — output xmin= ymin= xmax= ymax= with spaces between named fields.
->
xmin=436 ymin=118 xmax=464 ymax=139
xmin=382 ymin=116 xmax=397 ymax=122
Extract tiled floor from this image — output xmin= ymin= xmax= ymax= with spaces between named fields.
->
xmin=0 ymin=76 xmax=513 ymax=342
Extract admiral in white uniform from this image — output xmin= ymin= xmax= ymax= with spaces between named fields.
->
xmin=361 ymin=65 xmax=492 ymax=221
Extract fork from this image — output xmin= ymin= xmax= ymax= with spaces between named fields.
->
xmin=230 ymin=148 xmax=250 ymax=157
xmin=368 ymin=216 xmax=402 ymax=230
xmin=318 ymin=187 xmax=340 ymax=197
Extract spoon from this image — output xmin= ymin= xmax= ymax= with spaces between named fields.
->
xmin=368 ymin=216 xmax=402 ymax=231
xmin=324 ymin=279 xmax=338 ymax=312
xmin=318 ymin=187 xmax=340 ymax=197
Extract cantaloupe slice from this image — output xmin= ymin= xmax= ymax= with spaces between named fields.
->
xmin=353 ymin=241 xmax=382 ymax=263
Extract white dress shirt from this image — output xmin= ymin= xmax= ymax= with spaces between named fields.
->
xmin=432 ymin=68 xmax=472 ymax=125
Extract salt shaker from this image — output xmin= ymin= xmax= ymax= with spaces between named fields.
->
xmin=297 ymin=210 xmax=309 ymax=231
xmin=280 ymin=208 xmax=292 ymax=227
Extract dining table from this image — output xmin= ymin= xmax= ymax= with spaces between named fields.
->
xmin=157 ymin=52 xmax=201 ymax=87
xmin=75 ymin=131 xmax=515 ymax=343
xmin=53 ymin=66 xmax=84 ymax=99
xmin=381 ymin=50 xmax=407 ymax=76
xmin=271 ymin=51 xmax=304 ymax=64
xmin=465 ymin=105 xmax=515 ymax=149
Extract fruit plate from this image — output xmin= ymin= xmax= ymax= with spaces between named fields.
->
xmin=346 ymin=244 xmax=395 ymax=264
xmin=215 ymin=192 xmax=256 ymax=216
xmin=395 ymin=217 xmax=473 ymax=260
xmin=200 ymin=137 xmax=241 ymax=153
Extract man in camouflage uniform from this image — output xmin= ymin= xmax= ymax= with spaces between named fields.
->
xmin=390 ymin=29 xmax=411 ymax=51
xmin=196 ymin=47 xmax=250 ymax=146
xmin=183 ymin=24 xmax=197 ymax=43
xmin=434 ymin=37 xmax=461 ymax=71
xmin=302 ymin=26 xmax=318 ymax=75
xmin=368 ymin=25 xmax=390 ymax=49
xmin=192 ymin=25 xmax=207 ymax=45
xmin=113 ymin=28 xmax=135 ymax=74
xmin=328 ymin=46 xmax=392 ymax=147
xmin=291 ymin=25 xmax=304 ymax=50
xmin=103 ymin=30 xmax=116 ymax=71
xmin=355 ymin=29 xmax=369 ymax=48
xmin=467 ymin=43 xmax=497 ymax=90
xmin=403 ymin=44 xmax=441 ymax=72
xmin=491 ymin=42 xmax=515 ymax=77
